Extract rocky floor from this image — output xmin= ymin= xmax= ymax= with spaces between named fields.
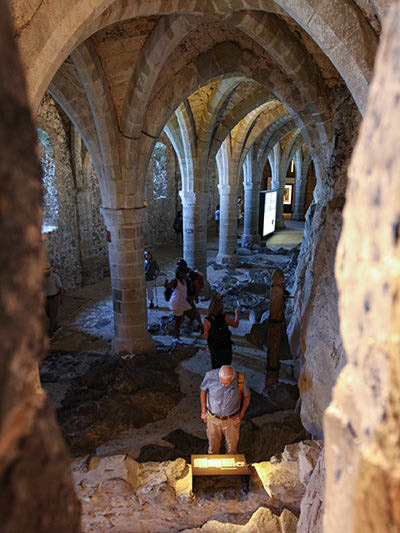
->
xmin=40 ymin=221 xmax=309 ymax=532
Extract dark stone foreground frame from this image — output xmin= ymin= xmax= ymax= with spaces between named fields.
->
xmin=0 ymin=1 xmax=80 ymax=531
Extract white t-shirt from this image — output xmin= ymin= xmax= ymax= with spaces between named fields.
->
xmin=46 ymin=271 xmax=62 ymax=297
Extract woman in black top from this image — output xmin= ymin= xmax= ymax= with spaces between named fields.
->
xmin=203 ymin=294 xmax=239 ymax=368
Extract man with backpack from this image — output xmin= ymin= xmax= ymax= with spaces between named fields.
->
xmin=200 ymin=365 xmax=251 ymax=454
xmin=176 ymin=258 xmax=204 ymax=333
xmin=203 ymin=294 xmax=240 ymax=368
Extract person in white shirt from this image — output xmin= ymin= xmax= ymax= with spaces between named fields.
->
xmin=44 ymin=263 xmax=64 ymax=336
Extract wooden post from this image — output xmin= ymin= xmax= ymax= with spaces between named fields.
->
xmin=266 ymin=269 xmax=285 ymax=387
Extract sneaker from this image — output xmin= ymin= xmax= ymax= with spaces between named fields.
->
xmin=149 ymin=302 xmax=154 ymax=309
xmin=174 ymin=337 xmax=183 ymax=344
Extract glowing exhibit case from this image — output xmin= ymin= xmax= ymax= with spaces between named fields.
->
xmin=259 ymin=190 xmax=277 ymax=237
xmin=191 ymin=454 xmax=251 ymax=476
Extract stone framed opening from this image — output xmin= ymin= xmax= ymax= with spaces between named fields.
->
xmin=38 ymin=127 xmax=59 ymax=233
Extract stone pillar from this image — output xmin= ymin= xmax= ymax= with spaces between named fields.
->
xmin=242 ymin=150 xmax=261 ymax=247
xmin=179 ymin=190 xmax=209 ymax=277
xmin=266 ymin=269 xmax=285 ymax=387
xmin=270 ymin=144 xmax=285 ymax=229
xmin=292 ymin=150 xmax=307 ymax=221
xmin=217 ymin=185 xmax=239 ymax=265
xmin=324 ymin=5 xmax=400 ymax=532
xmin=0 ymin=1 xmax=81 ymax=529
xmin=101 ymin=207 xmax=153 ymax=354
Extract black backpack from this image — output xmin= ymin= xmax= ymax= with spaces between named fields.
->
xmin=207 ymin=315 xmax=232 ymax=350
xmin=164 ymin=279 xmax=177 ymax=301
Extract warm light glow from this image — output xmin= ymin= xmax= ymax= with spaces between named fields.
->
xmin=252 ymin=462 xmax=274 ymax=496
xmin=290 ymin=160 xmax=294 ymax=173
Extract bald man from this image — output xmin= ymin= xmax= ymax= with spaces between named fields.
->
xmin=200 ymin=365 xmax=251 ymax=454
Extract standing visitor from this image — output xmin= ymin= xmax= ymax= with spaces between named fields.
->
xmin=237 ymin=196 xmax=243 ymax=227
xmin=215 ymin=204 xmax=220 ymax=235
xmin=164 ymin=266 xmax=192 ymax=342
xmin=203 ymin=294 xmax=240 ymax=368
xmin=173 ymin=210 xmax=183 ymax=247
xmin=44 ymin=263 xmax=64 ymax=337
xmin=176 ymin=258 xmax=203 ymax=333
xmin=144 ymin=250 xmax=160 ymax=309
xmin=200 ymin=365 xmax=251 ymax=454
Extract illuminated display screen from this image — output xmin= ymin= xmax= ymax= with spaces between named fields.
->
xmin=259 ymin=190 xmax=277 ymax=237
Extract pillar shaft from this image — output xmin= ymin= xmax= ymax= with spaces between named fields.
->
xmin=179 ymin=191 xmax=209 ymax=277
xmin=293 ymin=151 xmax=307 ymax=221
xmin=101 ymin=207 xmax=153 ymax=354
xmin=217 ymin=185 xmax=239 ymax=265
xmin=242 ymin=150 xmax=261 ymax=246
xmin=243 ymin=183 xmax=261 ymax=239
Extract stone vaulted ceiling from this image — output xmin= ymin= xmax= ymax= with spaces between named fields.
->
xmin=10 ymin=0 xmax=383 ymax=207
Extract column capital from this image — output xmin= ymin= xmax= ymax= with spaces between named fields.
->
xmin=179 ymin=190 xmax=209 ymax=207
xmin=218 ymin=184 xmax=232 ymax=196
xmin=100 ymin=206 xmax=146 ymax=227
xmin=244 ymin=180 xmax=261 ymax=191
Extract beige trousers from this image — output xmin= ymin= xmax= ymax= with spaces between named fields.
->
xmin=206 ymin=412 xmax=240 ymax=454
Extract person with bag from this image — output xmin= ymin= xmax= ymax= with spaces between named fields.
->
xmin=176 ymin=258 xmax=203 ymax=333
xmin=203 ymin=294 xmax=240 ymax=368
xmin=164 ymin=266 xmax=192 ymax=342
xmin=144 ymin=250 xmax=160 ymax=309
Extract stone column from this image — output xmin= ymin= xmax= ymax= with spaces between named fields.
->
xmin=266 ymin=269 xmax=285 ymax=387
xmin=101 ymin=207 xmax=153 ymax=354
xmin=179 ymin=190 xmax=209 ymax=277
xmin=242 ymin=149 xmax=261 ymax=247
xmin=292 ymin=150 xmax=307 ymax=221
xmin=217 ymin=184 xmax=239 ymax=265
xmin=0 ymin=1 xmax=81 ymax=529
xmin=324 ymin=5 xmax=400 ymax=532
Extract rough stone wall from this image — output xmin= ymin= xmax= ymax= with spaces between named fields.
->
xmin=305 ymin=163 xmax=316 ymax=212
xmin=324 ymin=3 xmax=400 ymax=531
xmin=144 ymin=135 xmax=181 ymax=249
xmin=0 ymin=1 xmax=80 ymax=530
xmin=297 ymin=448 xmax=325 ymax=533
xmin=73 ymin=140 xmax=109 ymax=284
xmin=287 ymin=87 xmax=362 ymax=438
xmin=37 ymin=93 xmax=108 ymax=288
xmin=37 ymin=94 xmax=81 ymax=288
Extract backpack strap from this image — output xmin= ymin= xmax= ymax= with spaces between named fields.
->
xmin=238 ymin=372 xmax=244 ymax=396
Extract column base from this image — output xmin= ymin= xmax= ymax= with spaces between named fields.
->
xmin=216 ymin=252 xmax=239 ymax=266
xmin=292 ymin=213 xmax=305 ymax=221
xmin=112 ymin=331 xmax=154 ymax=355
xmin=241 ymin=232 xmax=261 ymax=248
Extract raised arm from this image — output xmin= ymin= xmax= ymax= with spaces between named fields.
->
xmin=225 ymin=308 xmax=240 ymax=328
